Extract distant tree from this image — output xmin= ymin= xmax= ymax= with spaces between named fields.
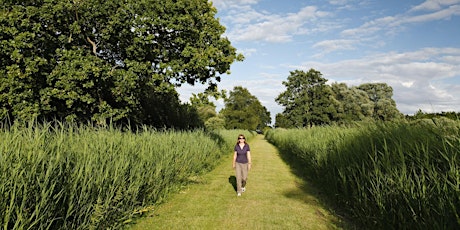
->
xmin=331 ymin=83 xmax=373 ymax=122
xmin=255 ymin=105 xmax=272 ymax=129
xmin=189 ymin=89 xmax=226 ymax=128
xmin=220 ymin=86 xmax=271 ymax=130
xmin=275 ymin=69 xmax=339 ymax=127
xmin=275 ymin=113 xmax=293 ymax=128
xmin=190 ymin=92 xmax=217 ymax=121
xmin=205 ymin=116 xmax=225 ymax=130
xmin=0 ymin=0 xmax=242 ymax=128
xmin=406 ymin=110 xmax=460 ymax=121
xmin=357 ymin=83 xmax=402 ymax=121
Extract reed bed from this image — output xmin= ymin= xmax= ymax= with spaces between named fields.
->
xmin=266 ymin=120 xmax=460 ymax=229
xmin=0 ymin=122 xmax=252 ymax=229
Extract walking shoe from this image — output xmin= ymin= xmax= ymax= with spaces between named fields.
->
xmin=242 ymin=187 xmax=246 ymax=192
xmin=237 ymin=193 xmax=241 ymax=197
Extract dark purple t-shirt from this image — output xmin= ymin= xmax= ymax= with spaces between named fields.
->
xmin=234 ymin=144 xmax=250 ymax=163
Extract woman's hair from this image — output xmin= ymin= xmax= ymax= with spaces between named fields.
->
xmin=236 ymin=134 xmax=246 ymax=144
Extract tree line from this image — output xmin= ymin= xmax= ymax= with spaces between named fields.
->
xmin=406 ymin=110 xmax=460 ymax=121
xmin=275 ymin=69 xmax=403 ymax=128
xmin=2 ymin=1 xmax=443 ymax=131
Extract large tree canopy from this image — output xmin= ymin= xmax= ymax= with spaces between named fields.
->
xmin=0 ymin=0 xmax=241 ymax=127
xmin=220 ymin=86 xmax=271 ymax=130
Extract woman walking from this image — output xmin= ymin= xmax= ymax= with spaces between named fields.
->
xmin=232 ymin=134 xmax=252 ymax=197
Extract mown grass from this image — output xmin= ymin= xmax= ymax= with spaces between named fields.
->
xmin=265 ymin=119 xmax=460 ymax=229
xmin=0 ymin=121 xmax=253 ymax=229
xmin=130 ymin=134 xmax=344 ymax=229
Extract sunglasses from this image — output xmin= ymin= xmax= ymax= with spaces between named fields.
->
xmin=238 ymin=137 xmax=245 ymax=139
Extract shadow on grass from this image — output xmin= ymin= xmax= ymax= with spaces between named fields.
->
xmin=273 ymin=147 xmax=360 ymax=230
xmin=228 ymin=176 xmax=237 ymax=192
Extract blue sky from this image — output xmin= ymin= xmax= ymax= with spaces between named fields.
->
xmin=178 ymin=0 xmax=460 ymax=123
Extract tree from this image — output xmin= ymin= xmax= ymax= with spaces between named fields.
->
xmin=220 ymin=86 xmax=271 ymax=130
xmin=189 ymin=89 xmax=226 ymax=128
xmin=357 ymin=83 xmax=402 ymax=121
xmin=331 ymin=82 xmax=373 ymax=122
xmin=275 ymin=69 xmax=339 ymax=127
xmin=190 ymin=92 xmax=217 ymax=121
xmin=0 ymin=0 xmax=242 ymax=127
xmin=274 ymin=113 xmax=293 ymax=128
xmin=205 ymin=116 xmax=225 ymax=130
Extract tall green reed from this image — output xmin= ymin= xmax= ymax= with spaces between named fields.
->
xmin=0 ymin=122 xmax=248 ymax=229
xmin=266 ymin=121 xmax=460 ymax=229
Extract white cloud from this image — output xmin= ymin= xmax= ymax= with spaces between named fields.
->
xmin=410 ymin=0 xmax=460 ymax=12
xmin=338 ymin=2 xmax=460 ymax=50
xmin=329 ymin=0 xmax=348 ymax=5
xmin=223 ymin=6 xmax=331 ymax=43
xmin=237 ymin=48 xmax=257 ymax=57
xmin=404 ymin=5 xmax=460 ymax=23
xmin=210 ymin=0 xmax=259 ymax=10
xmin=312 ymin=39 xmax=357 ymax=56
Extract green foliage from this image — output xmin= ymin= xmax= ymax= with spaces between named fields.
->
xmin=266 ymin=122 xmax=460 ymax=229
xmin=407 ymin=110 xmax=460 ymax=121
xmin=331 ymin=82 xmax=373 ymax=121
xmin=274 ymin=113 xmax=293 ymax=128
xmin=275 ymin=69 xmax=403 ymax=128
xmin=357 ymin=83 xmax=402 ymax=121
xmin=205 ymin=116 xmax=225 ymax=130
xmin=220 ymin=86 xmax=271 ymax=130
xmin=138 ymin=88 xmax=204 ymax=129
xmin=0 ymin=122 xmax=250 ymax=229
xmin=188 ymin=90 xmax=227 ymax=128
xmin=0 ymin=0 xmax=240 ymax=127
xmin=275 ymin=69 xmax=341 ymax=127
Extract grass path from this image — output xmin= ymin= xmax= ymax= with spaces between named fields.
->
xmin=129 ymin=134 xmax=346 ymax=229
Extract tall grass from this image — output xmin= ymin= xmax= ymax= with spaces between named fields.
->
xmin=0 ymin=122 xmax=253 ymax=229
xmin=266 ymin=119 xmax=460 ymax=229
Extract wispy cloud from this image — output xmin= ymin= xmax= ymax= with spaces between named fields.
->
xmin=340 ymin=1 xmax=460 ymax=42
xmin=312 ymin=39 xmax=357 ymax=56
xmin=409 ymin=0 xmax=460 ymax=12
xmin=220 ymin=5 xmax=331 ymax=43
xmin=237 ymin=48 xmax=257 ymax=57
xmin=210 ymin=0 xmax=259 ymax=10
xmin=328 ymin=0 xmax=366 ymax=10
xmin=329 ymin=0 xmax=349 ymax=5
xmin=404 ymin=5 xmax=460 ymax=23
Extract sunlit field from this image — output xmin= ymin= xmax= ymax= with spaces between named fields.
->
xmin=265 ymin=119 xmax=460 ymax=229
xmin=0 ymin=122 xmax=252 ymax=229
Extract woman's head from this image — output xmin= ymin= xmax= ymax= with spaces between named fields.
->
xmin=237 ymin=134 xmax=246 ymax=144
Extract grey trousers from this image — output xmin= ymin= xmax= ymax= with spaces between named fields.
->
xmin=235 ymin=162 xmax=248 ymax=193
